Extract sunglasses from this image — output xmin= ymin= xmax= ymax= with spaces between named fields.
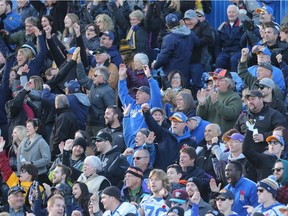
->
xmin=272 ymin=167 xmax=284 ymax=172
xmin=257 ymin=188 xmax=264 ymax=193
xmin=215 ymin=197 xmax=228 ymax=201
xmin=133 ymin=156 xmax=147 ymax=160
xmin=258 ymin=85 xmax=267 ymax=90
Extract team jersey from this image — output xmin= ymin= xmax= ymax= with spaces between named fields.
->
xmin=140 ymin=195 xmax=169 ymax=216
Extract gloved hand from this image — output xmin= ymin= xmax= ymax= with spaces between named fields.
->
xmin=246 ymin=119 xmax=255 ymax=131
xmin=242 ymin=19 xmax=254 ymax=31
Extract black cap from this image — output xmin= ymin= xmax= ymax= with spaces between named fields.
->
xmin=214 ymin=189 xmax=234 ymax=199
xmin=167 ymin=206 xmax=184 ymax=216
xmin=95 ymin=131 xmax=112 ymax=143
xmin=132 ymin=86 xmax=150 ymax=95
xmin=245 ymin=90 xmax=263 ymax=99
xmin=92 ymin=46 xmax=108 ymax=55
xmin=102 ymin=186 xmax=121 ymax=201
xmin=72 ymin=137 xmax=87 ymax=152
xmin=8 ymin=186 xmax=25 ymax=196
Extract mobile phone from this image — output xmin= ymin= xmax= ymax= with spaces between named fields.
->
xmin=20 ymin=76 xmax=28 ymax=86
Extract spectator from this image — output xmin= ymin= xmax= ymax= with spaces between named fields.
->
xmin=49 ymin=94 xmax=78 ymax=161
xmin=77 ymin=155 xmax=110 ymax=194
xmin=139 ymin=169 xmax=170 ymax=215
xmin=143 ymin=105 xmax=197 ymax=170
xmin=196 ymin=70 xmax=242 ymax=134
xmin=61 ymin=13 xmax=79 ymax=48
xmin=245 ymin=178 xmax=285 ymax=215
xmin=83 ymin=23 xmax=100 ymax=52
xmin=121 ymin=166 xmax=150 ymax=204
xmin=94 ymin=131 xmax=129 ymax=186
xmin=214 ymin=189 xmax=238 ymax=216
xmin=72 ymin=181 xmax=91 ymax=216
xmin=153 ymin=13 xmax=200 ymax=82
xmin=234 ymin=90 xmax=287 ymax=153
xmin=167 ymin=206 xmax=184 ymax=216
xmin=0 ymin=0 xmax=22 ymax=33
xmin=17 ymin=118 xmax=50 ymax=184
xmin=133 ymin=149 xmax=152 ymax=179
xmin=210 ymin=161 xmax=258 ymax=216
xmin=187 ymin=116 xmax=210 ymax=146
xmin=47 ymin=195 xmax=65 ymax=216
xmin=15 ymin=0 xmax=38 ymax=25
xmin=215 ymin=5 xmax=245 ymax=72
xmin=273 ymin=159 xmax=288 ymax=204
xmin=0 ymin=186 xmax=33 ymax=214
xmin=256 ymin=5 xmax=280 ymax=28
xmin=174 ymin=91 xmax=196 ymax=119
xmin=167 ymin=164 xmax=185 ymax=191
xmin=169 ymin=189 xmax=196 ymax=215
xmin=150 ymin=107 xmax=169 ymax=128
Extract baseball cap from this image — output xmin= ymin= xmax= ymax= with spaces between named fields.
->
xmin=183 ymin=9 xmax=197 ymax=20
xmin=212 ymin=69 xmax=232 ymax=80
xmin=245 ymin=90 xmax=263 ymax=99
xmin=257 ymin=78 xmax=275 ymax=89
xmin=102 ymin=186 xmax=121 ymax=201
xmin=67 ymin=47 xmax=76 ymax=54
xmin=258 ymin=62 xmax=273 ymax=72
xmin=195 ymin=9 xmax=204 ymax=17
xmin=132 ymin=86 xmax=150 ymax=95
xmin=150 ymin=107 xmax=164 ymax=115
xmin=99 ymin=31 xmax=115 ymax=41
xmin=94 ymin=131 xmax=112 ymax=143
xmin=227 ymin=133 xmax=244 ymax=142
xmin=256 ymin=5 xmax=273 ymax=15
xmin=64 ymin=80 xmax=80 ymax=93
xmin=169 ymin=112 xmax=187 ymax=123
xmin=266 ymin=135 xmax=285 ymax=145
xmin=8 ymin=186 xmax=25 ymax=196
xmin=169 ymin=189 xmax=189 ymax=204
xmin=92 ymin=46 xmax=108 ymax=55
xmin=125 ymin=166 xmax=143 ymax=179
xmin=256 ymin=47 xmax=271 ymax=57
xmin=165 ymin=13 xmax=179 ymax=25
xmin=214 ymin=189 xmax=234 ymax=199
xmin=51 ymin=183 xmax=71 ymax=197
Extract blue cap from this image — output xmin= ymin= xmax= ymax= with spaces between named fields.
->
xmin=64 ymin=80 xmax=80 ymax=93
xmin=256 ymin=5 xmax=273 ymax=15
xmin=67 ymin=47 xmax=76 ymax=54
xmin=169 ymin=112 xmax=187 ymax=123
xmin=165 ymin=13 xmax=179 ymax=25
xmin=256 ymin=47 xmax=271 ymax=57
xmin=99 ymin=31 xmax=115 ymax=41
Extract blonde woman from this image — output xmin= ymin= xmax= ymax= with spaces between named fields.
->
xmin=95 ymin=14 xmax=114 ymax=32
xmin=62 ymin=13 xmax=80 ymax=48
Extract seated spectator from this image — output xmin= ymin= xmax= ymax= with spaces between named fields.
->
xmin=174 ymin=91 xmax=196 ymax=119
xmin=121 ymin=166 xmax=150 ymax=204
xmin=245 ymin=178 xmax=285 ymax=215
xmin=215 ymin=5 xmax=245 ymax=72
xmin=77 ymin=155 xmax=110 ymax=194
xmin=167 ymin=164 xmax=185 ymax=192
xmin=139 ymin=169 xmax=170 ymax=215
xmin=0 ymin=186 xmax=33 ymax=214
xmin=83 ymin=23 xmax=100 ymax=52
xmin=169 ymin=189 xmax=197 ymax=215
xmin=214 ymin=189 xmax=238 ymax=216
xmin=133 ymin=149 xmax=152 ymax=180
xmin=187 ymin=116 xmax=210 ymax=146
xmin=72 ymin=181 xmax=92 ymax=216
xmin=273 ymin=159 xmax=288 ymax=204
xmin=94 ymin=131 xmax=129 ymax=187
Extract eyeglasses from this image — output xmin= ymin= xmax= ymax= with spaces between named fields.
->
xmin=258 ymin=85 xmax=267 ymax=90
xmin=215 ymin=197 xmax=228 ymax=201
xmin=133 ymin=156 xmax=148 ymax=160
xmin=176 ymin=98 xmax=183 ymax=101
xmin=94 ymin=74 xmax=102 ymax=77
xmin=172 ymin=76 xmax=181 ymax=80
xmin=257 ymin=188 xmax=264 ymax=193
xmin=86 ymin=28 xmax=95 ymax=32
xmin=272 ymin=167 xmax=284 ymax=172
xmin=268 ymin=141 xmax=281 ymax=145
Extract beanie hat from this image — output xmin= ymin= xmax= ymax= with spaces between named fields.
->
xmin=119 ymin=39 xmax=132 ymax=55
xmin=72 ymin=137 xmax=87 ymax=152
xmin=167 ymin=206 xmax=184 ymax=216
xmin=258 ymin=177 xmax=279 ymax=197
xmin=22 ymin=41 xmax=37 ymax=56
xmin=125 ymin=166 xmax=143 ymax=179
xmin=187 ymin=177 xmax=202 ymax=193
xmin=102 ymin=186 xmax=121 ymax=201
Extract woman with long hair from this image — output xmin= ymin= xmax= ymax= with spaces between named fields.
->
xmin=72 ymin=181 xmax=92 ymax=216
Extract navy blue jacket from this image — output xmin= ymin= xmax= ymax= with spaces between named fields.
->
xmin=154 ymin=25 xmax=200 ymax=76
xmin=143 ymin=110 xmax=196 ymax=171
xmin=216 ymin=18 xmax=246 ymax=54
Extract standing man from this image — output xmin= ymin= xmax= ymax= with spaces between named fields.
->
xmin=196 ymin=70 xmax=242 ymax=134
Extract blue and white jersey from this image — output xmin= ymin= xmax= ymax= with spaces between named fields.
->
xmin=140 ymin=195 xmax=169 ymax=216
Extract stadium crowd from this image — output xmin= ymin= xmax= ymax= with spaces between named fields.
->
xmin=1 ymin=0 xmax=288 ymax=215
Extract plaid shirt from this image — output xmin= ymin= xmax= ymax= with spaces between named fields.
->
xmin=277 ymin=185 xmax=288 ymax=204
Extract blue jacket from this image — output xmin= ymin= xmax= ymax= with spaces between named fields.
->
xmin=118 ymin=78 xmax=162 ymax=146
xmin=41 ymin=89 xmax=91 ymax=130
xmin=190 ymin=117 xmax=210 ymax=146
xmin=143 ymin=111 xmax=197 ymax=170
xmin=108 ymin=45 xmax=123 ymax=68
xmin=154 ymin=25 xmax=200 ymax=76
xmin=224 ymin=177 xmax=258 ymax=216
xmin=216 ymin=18 xmax=245 ymax=54
xmin=3 ymin=11 xmax=22 ymax=33
xmin=248 ymin=65 xmax=286 ymax=93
